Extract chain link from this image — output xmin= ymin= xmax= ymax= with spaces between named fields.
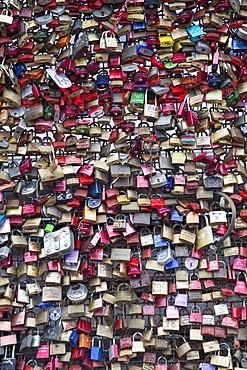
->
xmin=109 ymin=0 xmax=131 ymax=34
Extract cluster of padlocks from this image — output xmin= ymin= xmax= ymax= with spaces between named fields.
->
xmin=1 ymin=0 xmax=247 ymax=368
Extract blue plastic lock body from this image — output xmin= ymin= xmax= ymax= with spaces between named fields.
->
xmin=89 ymin=181 xmax=102 ymax=197
xmin=162 ymin=177 xmax=174 ymax=192
xmin=170 ymin=209 xmax=184 ymax=223
xmin=165 ymin=257 xmax=179 ymax=269
xmin=208 ymin=73 xmax=222 ymax=88
xmin=137 ymin=42 xmax=155 ymax=57
xmin=13 ymin=61 xmax=27 ymax=78
xmin=96 ymin=73 xmax=109 ymax=89
xmin=87 ymin=198 xmax=101 ymax=209
xmin=241 ymin=125 xmax=247 ymax=137
xmin=133 ymin=21 xmax=146 ymax=32
xmin=154 ymin=234 xmax=169 ymax=248
xmin=187 ymin=25 xmax=205 ymax=42
xmin=232 ymin=38 xmax=247 ymax=51
xmin=38 ymin=295 xmax=54 ymax=309
xmin=69 ymin=330 xmax=80 ymax=347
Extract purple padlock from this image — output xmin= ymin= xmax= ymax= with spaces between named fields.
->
xmin=134 ymin=82 xmax=147 ymax=92
xmin=175 ymin=293 xmax=188 ymax=307
xmin=201 ymin=364 xmax=216 ymax=370
xmin=65 ymin=250 xmax=80 ymax=265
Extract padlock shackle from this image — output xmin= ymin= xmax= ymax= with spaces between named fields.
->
xmin=214 ymin=191 xmax=236 ymax=248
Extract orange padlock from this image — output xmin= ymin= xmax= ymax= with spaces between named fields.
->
xmin=79 ymin=334 xmax=91 ymax=349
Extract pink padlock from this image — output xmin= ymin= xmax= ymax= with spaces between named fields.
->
xmin=144 ymin=352 xmax=156 ymax=364
xmin=5 ymin=45 xmax=19 ymax=58
xmin=24 ymin=251 xmax=38 ymax=263
xmin=65 ymin=106 xmax=78 ymax=118
xmin=44 ymin=359 xmax=55 ymax=370
xmin=83 ymin=262 xmax=96 ymax=278
xmin=77 ymin=221 xmax=91 ymax=235
xmin=177 ymin=101 xmax=188 ymax=118
xmin=22 ymin=197 xmax=35 ymax=217
xmin=20 ymin=157 xmax=32 ymax=174
xmin=128 ymin=266 xmax=141 ymax=278
xmin=53 ymin=179 xmax=66 ymax=193
xmin=109 ymin=339 xmax=119 ymax=362
xmin=106 ymin=224 xmax=121 ymax=240
xmin=0 ymin=253 xmax=13 ymax=269
xmin=36 ymin=345 xmax=50 ymax=359
xmin=187 ymin=110 xmax=199 ymax=125
xmin=233 ymin=257 xmax=247 ymax=271
xmin=98 ymin=229 xmax=110 ymax=246
xmin=90 ymin=247 xmax=104 ymax=261
xmin=241 ymin=301 xmax=247 ymax=320
xmin=35 ymin=119 xmax=53 ymax=132
xmin=54 ymin=359 xmax=66 ymax=369
xmin=5 ymin=18 xmax=20 ymax=33
xmin=79 ymin=164 xmax=94 ymax=178
xmin=162 ymin=103 xmax=175 ymax=115
xmin=166 ymin=297 xmax=179 ymax=319
xmin=136 ymin=175 xmax=150 ymax=189
xmin=122 ymin=222 xmax=136 ymax=237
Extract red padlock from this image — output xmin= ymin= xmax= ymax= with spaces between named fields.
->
xmin=76 ymin=319 xmax=91 ymax=334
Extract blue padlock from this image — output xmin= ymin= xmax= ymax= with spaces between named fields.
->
xmin=96 ymin=71 xmax=109 ymax=90
xmin=153 ymin=226 xmax=169 ymax=248
xmin=232 ymin=38 xmax=247 ymax=51
xmin=89 ymin=181 xmax=102 ymax=197
xmin=208 ymin=73 xmax=222 ymax=88
xmin=13 ymin=61 xmax=27 ymax=78
xmin=90 ymin=336 xmax=103 ymax=361
xmin=162 ymin=176 xmax=174 ymax=193
xmin=133 ymin=21 xmax=146 ymax=32
xmin=187 ymin=25 xmax=205 ymax=42
xmin=170 ymin=210 xmax=184 ymax=223
xmin=0 ymin=214 xmax=6 ymax=227
xmin=165 ymin=257 xmax=179 ymax=269
xmin=38 ymin=295 xmax=54 ymax=309
xmin=241 ymin=125 xmax=247 ymax=137
xmin=137 ymin=41 xmax=154 ymax=57
xmin=69 ymin=330 xmax=80 ymax=347
xmin=87 ymin=197 xmax=101 ymax=209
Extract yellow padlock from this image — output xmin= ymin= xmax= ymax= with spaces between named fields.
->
xmin=158 ymin=35 xmax=174 ymax=47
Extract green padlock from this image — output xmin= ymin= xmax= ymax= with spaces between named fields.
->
xmin=33 ymin=30 xmax=48 ymax=43
xmin=43 ymin=104 xmax=55 ymax=121
xmin=130 ymin=91 xmax=145 ymax=110
xmin=75 ymin=125 xmax=90 ymax=135
xmin=44 ymin=223 xmax=55 ymax=233
xmin=226 ymin=89 xmax=239 ymax=107
xmin=88 ymin=31 xmax=100 ymax=43
xmin=172 ymin=147 xmax=186 ymax=165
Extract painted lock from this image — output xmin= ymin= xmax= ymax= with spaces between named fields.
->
xmin=90 ymin=337 xmax=103 ymax=361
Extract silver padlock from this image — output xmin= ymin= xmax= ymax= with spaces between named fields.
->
xmin=0 ymin=246 xmax=10 ymax=261
xmin=44 ymin=227 xmax=74 ymax=257
xmin=157 ymin=242 xmax=174 ymax=265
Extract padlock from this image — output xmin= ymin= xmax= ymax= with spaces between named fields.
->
xmin=2 ymin=345 xmax=16 ymax=370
